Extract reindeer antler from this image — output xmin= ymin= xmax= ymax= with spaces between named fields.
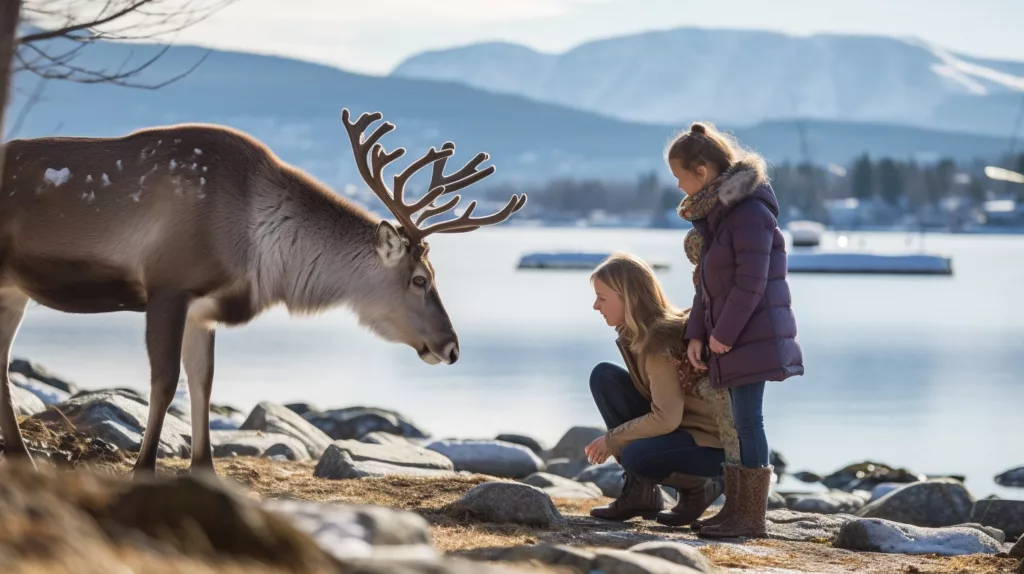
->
xmin=341 ymin=108 xmax=527 ymax=244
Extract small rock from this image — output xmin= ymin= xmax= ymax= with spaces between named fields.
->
xmin=10 ymin=384 xmax=46 ymax=417
xmin=994 ymin=466 xmax=1024 ymax=487
xmin=522 ymin=472 xmax=603 ymax=499
xmin=548 ymin=426 xmax=604 ymax=461
xmin=766 ymin=509 xmax=858 ymax=542
xmin=426 ymin=439 xmax=543 ymax=478
xmin=592 ymin=549 xmax=705 ymax=574
xmin=71 ymin=387 xmax=146 ymax=404
xmin=857 ymin=478 xmax=974 ymax=527
xmin=10 ymin=372 xmax=70 ymax=406
xmin=1010 ymin=534 xmax=1024 ymax=558
xmin=953 ymin=522 xmax=1006 ymax=543
xmin=786 ymin=490 xmax=867 ymax=514
xmin=359 ymin=431 xmax=416 ymax=446
xmin=240 ymin=402 xmax=332 ymax=459
xmin=31 ymin=391 xmax=191 ymax=457
xmin=314 ymin=439 xmax=455 ymax=479
xmin=284 ymin=403 xmax=317 ymax=416
xmin=868 ymin=482 xmax=908 ymax=502
xmin=628 ymin=541 xmax=715 ymax=573
xmin=544 ymin=457 xmax=590 ymax=479
xmin=792 ymin=471 xmax=822 ymax=483
xmin=496 ymin=543 xmax=596 ymax=570
xmin=574 ymin=461 xmax=625 ymax=498
xmin=263 ymin=499 xmax=435 ymax=561
xmin=495 ymin=433 xmax=545 ymax=455
xmin=450 ymin=482 xmax=564 ymax=527
xmin=822 ymin=460 xmax=925 ymax=492
xmin=210 ymin=430 xmax=311 ymax=461
xmin=9 ymin=359 xmax=79 ymax=394
xmin=970 ymin=499 xmax=1024 ymax=539
xmin=835 ymin=518 xmax=1003 ymax=556
xmin=303 ymin=406 xmax=428 ymax=441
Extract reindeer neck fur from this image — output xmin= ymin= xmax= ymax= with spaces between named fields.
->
xmin=247 ymin=164 xmax=399 ymax=320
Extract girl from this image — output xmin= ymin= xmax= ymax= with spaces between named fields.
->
xmin=583 ymin=253 xmax=731 ymax=526
xmin=667 ymin=122 xmax=804 ymax=538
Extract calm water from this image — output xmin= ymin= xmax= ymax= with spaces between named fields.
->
xmin=12 ymin=228 xmax=1024 ymax=499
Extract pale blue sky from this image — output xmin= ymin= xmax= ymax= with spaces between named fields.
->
xmin=172 ymin=0 xmax=1023 ymax=74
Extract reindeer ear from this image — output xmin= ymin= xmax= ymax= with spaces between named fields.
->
xmin=375 ymin=220 xmax=408 ymax=267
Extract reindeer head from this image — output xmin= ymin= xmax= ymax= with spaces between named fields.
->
xmin=341 ymin=108 xmax=527 ymax=365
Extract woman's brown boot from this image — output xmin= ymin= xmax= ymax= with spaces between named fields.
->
xmin=699 ymin=465 xmax=773 ymax=539
xmin=691 ymin=463 xmax=738 ymax=531
xmin=589 ymin=472 xmax=663 ymax=521
xmin=655 ymin=473 xmax=723 ymax=527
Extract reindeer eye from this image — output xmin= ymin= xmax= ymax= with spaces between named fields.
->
xmin=412 ymin=276 xmax=427 ymax=288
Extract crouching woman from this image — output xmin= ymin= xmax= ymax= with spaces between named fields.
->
xmin=585 ymin=253 xmax=727 ymax=525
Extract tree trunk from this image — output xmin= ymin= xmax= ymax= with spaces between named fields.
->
xmin=0 ymin=0 xmax=23 ymax=178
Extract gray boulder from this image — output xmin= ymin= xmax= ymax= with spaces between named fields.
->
xmin=495 ymin=433 xmax=545 ymax=455
xmin=10 ymin=384 xmax=46 ymax=417
xmin=8 ymin=359 xmax=79 ymax=394
xmin=302 ymin=406 xmax=428 ymax=441
xmin=548 ymin=426 xmax=604 ymax=461
xmin=10 ymin=372 xmax=70 ymax=406
xmin=835 ymin=518 xmax=1004 ymax=556
xmin=995 ymin=466 xmax=1024 ymax=487
xmin=450 ymin=482 xmax=564 ymax=527
xmin=592 ymin=549 xmax=705 ymax=574
xmin=628 ymin=541 xmax=715 ymax=573
xmin=426 ymin=439 xmax=543 ymax=478
xmin=241 ymin=402 xmax=332 ymax=459
xmin=210 ymin=430 xmax=311 ymax=461
xmin=544 ymin=457 xmax=590 ymax=479
xmin=785 ymin=489 xmax=868 ymax=514
xmin=970 ymin=499 xmax=1024 ymax=539
xmin=953 ymin=522 xmax=1005 ymax=544
xmin=574 ymin=461 xmax=625 ymax=498
xmin=857 ymin=478 xmax=974 ymax=527
xmin=766 ymin=509 xmax=858 ymax=542
xmin=31 ymin=390 xmax=191 ymax=457
xmin=314 ymin=440 xmax=455 ymax=480
xmin=868 ymin=482 xmax=909 ymax=502
xmin=1010 ymin=534 xmax=1024 ymax=558
xmin=521 ymin=472 xmax=603 ymax=499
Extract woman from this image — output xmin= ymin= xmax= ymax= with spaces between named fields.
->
xmin=666 ymin=121 xmax=804 ymax=538
xmin=584 ymin=253 xmax=730 ymax=525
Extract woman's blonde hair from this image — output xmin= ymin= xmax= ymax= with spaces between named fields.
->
xmin=590 ymin=252 xmax=688 ymax=359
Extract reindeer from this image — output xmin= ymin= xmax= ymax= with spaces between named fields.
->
xmin=0 ymin=108 xmax=526 ymax=475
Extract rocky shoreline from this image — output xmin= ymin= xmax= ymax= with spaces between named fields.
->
xmin=3 ymin=358 xmax=1023 ymax=574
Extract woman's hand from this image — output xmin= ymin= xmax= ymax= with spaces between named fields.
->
xmin=584 ymin=436 xmax=611 ymax=465
xmin=686 ymin=338 xmax=707 ymax=371
xmin=709 ymin=335 xmax=732 ymax=355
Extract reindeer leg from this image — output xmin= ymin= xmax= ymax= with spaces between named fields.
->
xmin=182 ymin=315 xmax=215 ymax=474
xmin=133 ymin=290 xmax=188 ymax=476
xmin=0 ymin=289 xmax=33 ymax=466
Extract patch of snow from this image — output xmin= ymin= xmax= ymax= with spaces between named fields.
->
xmin=85 ymin=174 xmax=93 ymax=183
xmin=129 ymin=190 xmax=142 ymax=202
xmin=101 ymin=173 xmax=111 ymax=187
xmin=82 ymin=191 xmax=96 ymax=203
xmin=202 ymin=166 xmax=208 ymax=172
xmin=169 ymin=159 xmax=177 ymax=170
xmin=200 ymin=177 xmax=206 ymax=186
xmin=194 ymin=148 xmax=203 ymax=155
xmin=116 ymin=159 xmax=123 ymax=171
xmin=43 ymin=167 xmax=71 ymax=187
xmin=190 ymin=162 xmax=198 ymax=170
xmin=174 ymin=139 xmax=181 ymax=144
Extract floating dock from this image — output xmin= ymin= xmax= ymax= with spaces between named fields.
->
xmin=517 ymin=252 xmax=669 ymax=271
xmin=517 ymin=251 xmax=952 ymax=275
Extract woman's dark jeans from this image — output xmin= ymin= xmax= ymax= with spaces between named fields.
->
xmin=589 ymin=362 xmax=725 ymax=482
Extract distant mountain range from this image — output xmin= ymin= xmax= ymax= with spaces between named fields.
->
xmin=3 ymin=32 xmax=1017 ymax=193
xmin=391 ymin=28 xmax=1024 ymax=138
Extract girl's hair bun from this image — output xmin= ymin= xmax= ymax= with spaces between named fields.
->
xmin=690 ymin=122 xmax=707 ymax=135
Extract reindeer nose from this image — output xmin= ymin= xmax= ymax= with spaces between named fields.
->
xmin=444 ymin=341 xmax=459 ymax=364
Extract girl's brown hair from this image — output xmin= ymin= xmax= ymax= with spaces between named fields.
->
xmin=665 ymin=121 xmax=740 ymax=175
xmin=590 ymin=252 xmax=688 ymax=360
